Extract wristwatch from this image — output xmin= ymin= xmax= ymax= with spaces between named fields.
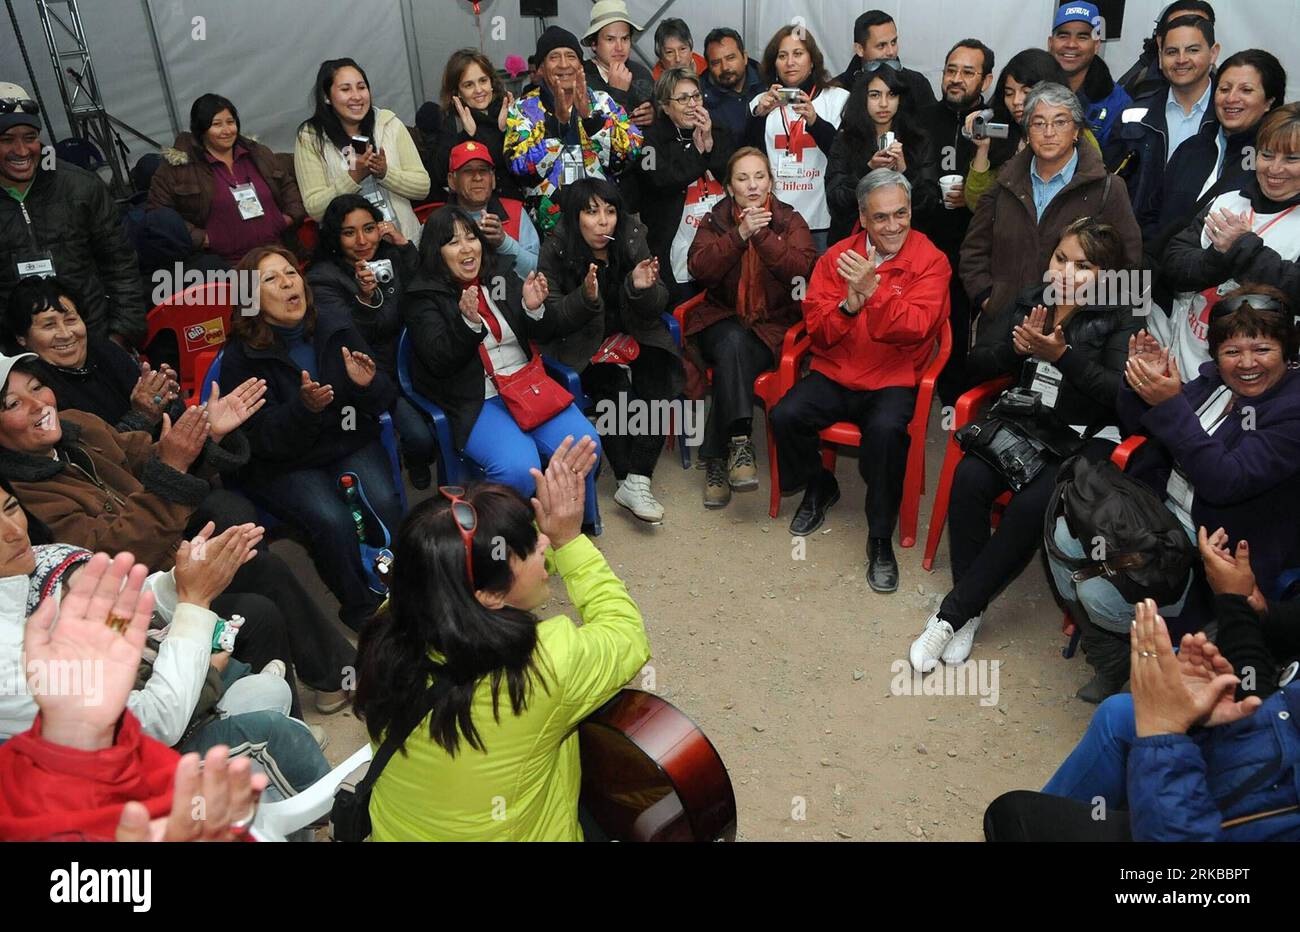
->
xmin=838 ymin=299 xmax=860 ymax=317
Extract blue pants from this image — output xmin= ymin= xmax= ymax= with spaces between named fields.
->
xmin=1041 ymin=693 xmax=1136 ymax=810
xmin=463 ymin=396 xmax=601 ymax=506
xmin=182 ymin=710 xmax=330 ymax=798
xmin=249 ymin=439 xmax=405 ymax=630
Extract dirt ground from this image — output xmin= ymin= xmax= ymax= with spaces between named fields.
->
xmin=290 ymin=406 xmax=1099 ymax=841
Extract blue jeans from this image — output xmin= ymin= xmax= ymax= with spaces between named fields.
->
xmin=1041 ymin=693 xmax=1136 ymax=810
xmin=182 ymin=710 xmax=330 ymax=797
xmin=392 ymin=396 xmax=435 ymax=467
xmin=462 ymin=396 xmax=601 ymax=505
xmin=249 ymin=439 xmax=405 ymax=630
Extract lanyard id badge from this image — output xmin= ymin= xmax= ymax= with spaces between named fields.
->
xmin=231 ymin=182 xmax=265 ymax=220
xmin=561 ymin=146 xmax=587 ymax=185
xmin=1028 ymin=359 xmax=1063 ymax=409
xmin=15 ymin=251 xmax=55 ymax=280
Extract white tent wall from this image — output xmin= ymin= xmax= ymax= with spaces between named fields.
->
xmin=2 ymin=0 xmax=1299 ymax=166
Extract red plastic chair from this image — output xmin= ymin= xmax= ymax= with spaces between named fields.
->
xmin=414 ymin=201 xmax=445 ymax=224
xmin=145 ymin=281 xmax=234 ymax=404
xmin=668 ymin=293 xmax=798 ymax=517
xmin=771 ymin=320 xmax=951 ymax=547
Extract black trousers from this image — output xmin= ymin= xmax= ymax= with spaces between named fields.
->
xmin=770 ymin=371 xmax=916 ymax=538
xmin=184 ymin=489 xmax=355 ymax=693
xmin=936 ymin=264 xmax=975 ymax=408
xmin=694 ymin=318 xmax=774 ymax=461
xmin=581 ymin=345 xmax=682 ymax=480
xmin=984 ymin=790 xmax=1132 ymax=842
xmin=940 ymin=437 xmax=1116 ymax=628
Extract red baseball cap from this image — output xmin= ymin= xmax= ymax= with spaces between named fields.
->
xmin=449 ymin=140 xmax=494 ymax=172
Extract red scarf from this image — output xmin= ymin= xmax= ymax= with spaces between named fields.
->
xmin=734 ymin=194 xmax=773 ymax=326
xmin=463 ymin=279 xmax=502 ymax=340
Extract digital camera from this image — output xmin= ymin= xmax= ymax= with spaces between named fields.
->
xmin=366 ymin=259 xmax=394 ymax=284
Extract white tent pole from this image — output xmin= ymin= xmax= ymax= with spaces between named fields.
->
xmin=140 ymin=0 xmax=181 ymax=139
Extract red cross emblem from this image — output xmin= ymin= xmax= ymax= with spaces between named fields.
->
xmin=775 ymin=124 xmax=816 ymax=161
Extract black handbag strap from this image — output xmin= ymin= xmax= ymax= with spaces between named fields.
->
xmin=357 ymin=670 xmax=452 ymax=798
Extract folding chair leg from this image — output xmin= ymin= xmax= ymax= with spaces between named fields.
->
xmin=766 ymin=412 xmax=781 ymax=519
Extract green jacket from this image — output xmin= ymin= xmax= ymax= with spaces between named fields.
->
xmin=369 ymin=535 xmax=651 ymax=841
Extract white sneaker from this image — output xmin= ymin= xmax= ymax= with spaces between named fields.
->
xmin=614 ymin=474 xmax=664 ymax=524
xmin=261 ymin=659 xmax=287 ymax=679
xmin=910 ymin=613 xmax=954 ymax=673
xmin=308 ymin=723 xmax=329 ymax=752
xmin=941 ymin=614 xmax=982 ymax=664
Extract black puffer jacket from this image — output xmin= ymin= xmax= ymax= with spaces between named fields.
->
xmin=969 ymin=283 xmax=1139 ymax=435
xmin=0 ymin=162 xmax=145 ymax=343
xmin=306 ymin=239 xmax=420 ymax=376
xmin=401 ymin=252 xmax=596 ymax=450
xmin=826 ymin=127 xmax=939 ymax=244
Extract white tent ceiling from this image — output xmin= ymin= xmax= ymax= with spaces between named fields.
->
xmin=4 ymin=0 xmax=1298 ymax=161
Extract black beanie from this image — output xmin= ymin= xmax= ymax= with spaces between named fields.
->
xmin=536 ymin=25 xmax=582 ymax=63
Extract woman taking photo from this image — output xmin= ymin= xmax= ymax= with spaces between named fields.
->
xmin=746 ymin=24 xmax=850 ymax=253
xmin=911 ymin=219 xmax=1138 ymax=680
xmin=295 ymin=58 xmax=431 ymax=243
xmin=429 ymin=49 xmax=521 ymax=202
xmin=3 ymin=277 xmax=181 ymax=435
xmin=307 ymin=194 xmax=433 ymax=489
xmin=685 ymin=147 xmax=816 ymax=508
xmin=220 ymin=244 xmax=406 ymax=632
xmin=148 ymin=93 xmax=304 ymax=268
xmin=537 ymin=177 xmax=679 ymax=525
xmin=355 ymin=437 xmax=652 ymax=841
xmin=636 ymin=66 xmax=735 ymax=304
xmin=961 ymin=49 xmax=1097 ymax=212
xmin=401 ymin=206 xmax=600 ymax=509
xmin=827 ymin=66 xmax=938 ymax=244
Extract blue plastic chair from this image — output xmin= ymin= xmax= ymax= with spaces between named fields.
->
xmin=396 ymin=329 xmax=603 ymax=535
xmin=198 ymin=350 xmax=408 ymax=514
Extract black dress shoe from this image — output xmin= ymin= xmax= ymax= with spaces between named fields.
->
xmin=867 ymin=537 xmax=899 ymax=593
xmin=788 ymin=471 xmax=840 ymax=536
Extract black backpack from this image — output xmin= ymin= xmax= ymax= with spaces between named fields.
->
xmin=1044 ymin=454 xmax=1196 ymax=606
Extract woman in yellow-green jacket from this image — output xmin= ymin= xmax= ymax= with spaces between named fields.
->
xmin=354 ymin=436 xmax=650 ymax=841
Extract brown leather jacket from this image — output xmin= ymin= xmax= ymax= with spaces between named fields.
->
xmin=683 ymin=195 xmax=816 ymax=397
xmin=147 ymin=132 xmax=305 ymax=251
xmin=0 ymin=410 xmax=247 ymax=573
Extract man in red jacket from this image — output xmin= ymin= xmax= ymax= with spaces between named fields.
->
xmin=771 ymin=169 xmax=950 ymax=592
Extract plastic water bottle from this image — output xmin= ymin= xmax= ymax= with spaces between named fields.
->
xmin=339 ymin=475 xmax=367 ymax=544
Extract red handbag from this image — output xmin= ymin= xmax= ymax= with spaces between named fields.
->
xmin=590 ymin=332 xmax=641 ymax=365
xmin=478 ymin=345 xmax=574 ymax=431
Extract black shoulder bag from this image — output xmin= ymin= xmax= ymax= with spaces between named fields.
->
xmin=331 ymin=673 xmax=450 ymax=842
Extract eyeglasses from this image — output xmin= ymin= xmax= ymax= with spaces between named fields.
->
xmin=943 ymin=66 xmax=982 ymax=80
xmin=439 ymin=486 xmax=478 ymax=588
xmin=0 ymin=98 xmax=39 ymax=115
xmin=1028 ymin=116 xmax=1075 ymax=135
xmin=670 ymin=92 xmax=703 ymax=105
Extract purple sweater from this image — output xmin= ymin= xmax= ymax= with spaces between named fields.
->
xmin=1118 ymin=363 xmax=1300 ymax=596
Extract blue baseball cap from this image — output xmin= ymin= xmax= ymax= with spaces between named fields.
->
xmin=1054 ymin=2 xmax=1100 ymax=30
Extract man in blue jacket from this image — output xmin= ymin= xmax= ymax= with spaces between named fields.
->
xmin=699 ymin=28 xmax=765 ymax=141
xmin=1049 ymin=2 xmax=1131 ymax=147
xmin=1106 ymin=14 xmax=1220 ymax=244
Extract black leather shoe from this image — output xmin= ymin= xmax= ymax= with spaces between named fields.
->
xmin=866 ymin=537 xmax=899 ymax=593
xmin=788 ymin=471 xmax=839 ymax=536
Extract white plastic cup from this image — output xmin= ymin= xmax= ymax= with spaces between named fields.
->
xmin=939 ymin=174 xmax=963 ymax=209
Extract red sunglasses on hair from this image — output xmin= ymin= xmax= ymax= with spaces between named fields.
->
xmin=439 ymin=486 xmax=478 ymax=588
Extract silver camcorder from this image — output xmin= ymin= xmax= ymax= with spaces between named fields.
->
xmin=965 ymin=108 xmax=1010 ymax=141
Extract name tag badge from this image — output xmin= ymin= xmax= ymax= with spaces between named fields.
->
xmin=15 ymin=254 xmax=55 ymax=279
xmin=1029 ymin=360 xmax=1063 ymax=409
xmin=231 ymin=182 xmax=265 ymax=220
xmin=561 ymin=146 xmax=586 ymax=185
xmin=776 ymin=152 xmax=800 ymax=178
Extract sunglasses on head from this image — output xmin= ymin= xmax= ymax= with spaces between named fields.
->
xmin=439 ymin=486 xmax=478 ymax=589
xmin=0 ymin=99 xmax=39 ymax=115
xmin=1211 ymin=293 xmax=1286 ymax=320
